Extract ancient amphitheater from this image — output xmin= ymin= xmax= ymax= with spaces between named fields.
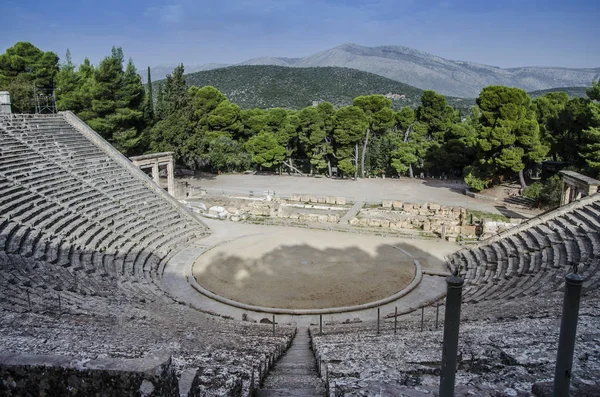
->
xmin=0 ymin=112 xmax=599 ymax=396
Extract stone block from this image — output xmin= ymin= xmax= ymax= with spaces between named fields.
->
xmin=349 ymin=218 xmax=360 ymax=225
xmin=336 ymin=196 xmax=346 ymax=205
xmin=423 ymin=220 xmax=431 ymax=231
xmin=369 ymin=219 xmax=381 ymax=227
xmin=317 ymin=196 xmax=327 ymax=203
xmin=359 ymin=218 xmax=369 ymax=226
xmin=0 ymin=352 xmax=179 ymax=397
xmin=328 ymin=215 xmax=339 ymax=223
xmin=380 ymin=220 xmax=390 ymax=228
xmin=289 ymin=214 xmax=299 ymax=220
xmin=309 ymin=195 xmax=319 ymax=203
xmin=382 ymin=199 xmax=393 ymax=208
xmin=291 ymin=193 xmax=301 ymax=202
xmin=307 ymin=214 xmax=319 ymax=222
xmin=326 ymin=196 xmax=336 ymax=204
xmin=392 ymin=200 xmax=403 ymax=209
xmin=429 ymin=202 xmax=441 ymax=211
xmin=403 ymin=202 xmax=413 ymax=211
xmin=318 ymin=215 xmax=329 ymax=223
xmin=301 ymin=194 xmax=310 ymax=202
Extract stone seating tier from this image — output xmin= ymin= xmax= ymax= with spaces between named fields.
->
xmin=449 ymin=193 xmax=600 ymax=303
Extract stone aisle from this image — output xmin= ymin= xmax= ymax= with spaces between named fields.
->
xmin=257 ymin=327 xmax=325 ymax=396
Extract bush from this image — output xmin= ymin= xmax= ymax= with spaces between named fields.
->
xmin=539 ymin=175 xmax=562 ymax=207
xmin=463 ymin=166 xmax=488 ymax=192
xmin=523 ymin=182 xmax=543 ymax=200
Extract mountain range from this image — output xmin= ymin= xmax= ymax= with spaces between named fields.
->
xmin=148 ymin=43 xmax=599 ymax=98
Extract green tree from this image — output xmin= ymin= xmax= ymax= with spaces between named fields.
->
xmin=333 ymin=105 xmax=368 ymax=179
xmin=144 ymin=66 xmax=154 ymax=122
xmin=55 ymin=49 xmax=81 ymax=112
xmin=472 ymin=86 xmax=548 ymax=191
xmin=533 ymin=92 xmax=569 ymax=158
xmin=579 ymin=81 xmax=600 ymax=177
xmin=245 ymin=130 xmax=286 ymax=169
xmin=0 ymin=42 xmax=59 ymax=113
xmin=81 ymin=49 xmax=145 ymax=155
xmin=352 ymin=95 xmax=395 ymax=177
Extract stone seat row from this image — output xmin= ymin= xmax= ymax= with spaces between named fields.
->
xmin=449 ymin=199 xmax=600 ymax=304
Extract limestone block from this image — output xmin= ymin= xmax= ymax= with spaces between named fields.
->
xmin=390 ymin=222 xmax=402 ymax=229
xmin=328 ymin=215 xmax=339 ymax=223
xmin=301 ymin=194 xmax=310 ymax=202
xmin=423 ymin=220 xmax=431 ymax=231
xmin=289 ymin=214 xmax=300 ymax=220
xmin=429 ymin=202 xmax=441 ymax=211
xmin=291 ymin=193 xmax=301 ymax=202
xmin=336 ymin=197 xmax=346 ymax=205
xmin=380 ymin=220 xmax=390 ymax=228
xmin=447 ymin=235 xmax=457 ymax=242
xmin=307 ymin=214 xmax=319 ymax=222
xmin=209 ymin=206 xmax=225 ymax=215
xmin=461 ymin=225 xmax=476 ymax=236
xmin=413 ymin=203 xmax=421 ymax=209
xmin=318 ymin=215 xmax=329 ymax=223
xmin=326 ymin=196 xmax=336 ymax=204
xmin=359 ymin=218 xmax=369 ymax=226
xmin=392 ymin=200 xmax=403 ymax=209
xmin=317 ymin=196 xmax=327 ymax=203
xmin=369 ymin=219 xmax=381 ymax=227
xmin=349 ymin=218 xmax=360 ymax=225
xmin=382 ymin=199 xmax=393 ymax=208
xmin=419 ymin=209 xmax=429 ymax=216
xmin=403 ymin=203 xmax=413 ymax=211
xmin=309 ymin=195 xmax=319 ymax=203
xmin=226 ymin=207 xmax=238 ymax=215
xmin=230 ymin=215 xmax=240 ymax=222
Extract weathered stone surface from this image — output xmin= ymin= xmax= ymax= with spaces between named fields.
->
xmin=291 ymin=193 xmax=301 ymax=202
xmin=326 ymin=196 xmax=336 ymax=204
xmin=336 ymin=197 xmax=346 ymax=205
xmin=0 ymin=352 xmax=179 ymax=397
xmin=317 ymin=196 xmax=327 ymax=204
xmin=382 ymin=200 xmax=393 ymax=208
xmin=392 ymin=200 xmax=403 ymax=209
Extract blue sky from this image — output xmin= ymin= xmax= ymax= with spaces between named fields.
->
xmin=1 ymin=0 xmax=598 ymax=69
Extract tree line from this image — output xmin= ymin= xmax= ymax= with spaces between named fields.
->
xmin=1 ymin=42 xmax=599 ymax=195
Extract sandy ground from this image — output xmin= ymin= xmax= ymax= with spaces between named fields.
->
xmin=179 ymin=173 xmax=541 ymax=216
xmin=192 ymin=225 xmax=458 ymax=309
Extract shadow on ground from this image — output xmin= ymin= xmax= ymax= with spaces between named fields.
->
xmin=194 ymin=241 xmax=444 ymax=310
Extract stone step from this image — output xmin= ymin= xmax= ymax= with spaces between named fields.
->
xmin=259 ymin=327 xmax=324 ymax=395
xmin=256 ymin=388 xmax=324 ymax=397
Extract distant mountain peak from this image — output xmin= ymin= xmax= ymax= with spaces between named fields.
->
xmin=150 ymin=44 xmax=597 ymax=97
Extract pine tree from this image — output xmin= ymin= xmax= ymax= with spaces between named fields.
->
xmin=144 ymin=66 xmax=154 ymax=121
xmin=472 ymin=86 xmax=548 ymax=191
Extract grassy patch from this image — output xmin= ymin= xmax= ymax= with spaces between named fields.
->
xmin=466 ymin=209 xmax=510 ymax=223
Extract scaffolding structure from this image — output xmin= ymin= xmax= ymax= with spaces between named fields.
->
xmin=34 ymin=86 xmax=56 ymax=114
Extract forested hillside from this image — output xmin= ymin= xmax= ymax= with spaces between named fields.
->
xmin=2 ymin=41 xmax=600 ymax=206
xmin=167 ymin=65 xmax=475 ymax=112
xmin=528 ymin=86 xmax=589 ymax=99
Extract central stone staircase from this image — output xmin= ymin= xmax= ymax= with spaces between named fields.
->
xmin=257 ymin=327 xmax=325 ymax=396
